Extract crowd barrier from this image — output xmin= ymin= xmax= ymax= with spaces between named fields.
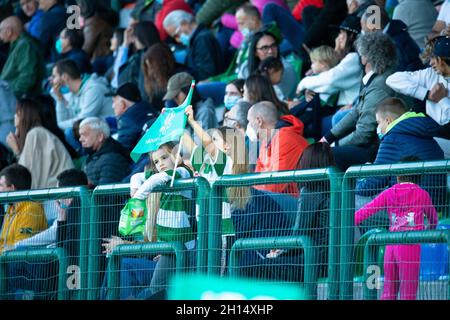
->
xmin=0 ymin=161 xmax=448 ymax=300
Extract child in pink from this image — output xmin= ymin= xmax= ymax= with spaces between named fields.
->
xmin=354 ymin=176 xmax=438 ymax=300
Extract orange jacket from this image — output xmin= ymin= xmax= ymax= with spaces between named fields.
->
xmin=255 ymin=115 xmax=309 ymax=196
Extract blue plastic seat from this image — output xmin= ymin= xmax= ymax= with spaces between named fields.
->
xmin=419 ymin=224 xmax=450 ymax=281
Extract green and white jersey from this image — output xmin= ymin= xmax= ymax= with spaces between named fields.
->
xmin=191 ymin=146 xmax=235 ymax=235
xmin=133 ymin=167 xmax=196 ymax=249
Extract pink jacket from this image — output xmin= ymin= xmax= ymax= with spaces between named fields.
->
xmin=355 ymin=183 xmax=438 ymax=232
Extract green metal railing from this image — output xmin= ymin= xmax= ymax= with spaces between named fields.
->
xmin=0 ymin=187 xmax=91 ymax=300
xmin=340 ymin=160 xmax=450 ymax=300
xmin=363 ymin=230 xmax=450 ymax=300
xmin=229 ymin=235 xmax=317 ymax=299
xmin=88 ymin=178 xmax=210 ymax=300
xmin=106 ymin=242 xmax=187 ymax=300
xmin=210 ymin=168 xmax=342 ymax=300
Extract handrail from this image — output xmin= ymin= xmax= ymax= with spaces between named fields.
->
xmin=106 ymin=242 xmax=187 ymax=300
xmin=229 ymin=235 xmax=317 ymax=300
xmin=363 ymin=230 xmax=450 ymax=300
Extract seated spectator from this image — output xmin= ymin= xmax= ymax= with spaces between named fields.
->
xmin=6 ymin=98 xmax=74 ymax=190
xmin=243 ymin=74 xmax=290 ymax=115
xmin=20 ymin=0 xmax=43 ymax=39
xmin=163 ymin=10 xmax=224 ymax=81
xmin=257 ymin=56 xmax=286 ymax=101
xmin=386 ymin=35 xmax=450 ymax=158
xmin=109 ymin=82 xmax=159 ymax=153
xmin=55 ymin=28 xmax=92 ymax=75
xmin=223 ymin=101 xmax=251 ymax=136
xmin=360 ymin=5 xmax=424 ymax=71
xmin=428 ymin=0 xmax=450 ymax=41
xmin=223 ymin=79 xmax=245 ymax=112
xmin=36 ymin=0 xmax=67 ymax=62
xmin=0 ymin=16 xmax=45 ymax=98
xmin=164 ymin=72 xmax=218 ymax=145
xmin=50 ymin=59 xmax=113 ymax=132
xmin=154 ymin=0 xmax=194 ymax=42
xmin=76 ymin=0 xmax=116 ymax=61
xmin=79 ymin=117 xmax=130 ymax=187
xmin=392 ymin=0 xmax=437 ymax=49
xmin=141 ymin=43 xmax=178 ymax=110
xmin=240 ymin=30 xmax=298 ymax=100
xmin=105 ymin=28 xmax=125 ymax=87
xmin=0 ymin=164 xmax=48 ymax=254
xmin=248 ymin=101 xmax=309 ymax=196
xmin=356 ymin=98 xmax=445 ymax=197
xmin=320 ymin=32 xmax=397 ymax=171
xmin=117 ymin=21 xmax=161 ymax=90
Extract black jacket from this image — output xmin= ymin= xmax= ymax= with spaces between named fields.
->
xmin=85 ymin=138 xmax=131 ymax=187
xmin=186 ymin=24 xmax=224 ymax=81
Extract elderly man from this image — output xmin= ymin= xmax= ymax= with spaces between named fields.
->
xmin=79 ymin=117 xmax=130 ymax=187
xmin=320 ymin=31 xmax=397 ymax=171
xmin=163 ymin=10 xmax=224 ymax=81
xmin=0 ymin=16 xmax=44 ymax=98
xmin=386 ymin=35 xmax=450 ymax=158
xmin=248 ymin=101 xmax=309 ymax=196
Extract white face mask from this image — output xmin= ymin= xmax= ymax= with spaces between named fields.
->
xmin=241 ymin=27 xmax=252 ymax=40
xmin=245 ymin=124 xmax=258 ymax=142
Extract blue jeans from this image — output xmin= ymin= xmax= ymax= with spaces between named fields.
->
xmin=331 ymin=109 xmax=352 ymax=127
xmin=262 ymin=3 xmax=305 ymax=51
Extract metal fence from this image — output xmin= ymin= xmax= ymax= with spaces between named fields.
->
xmin=0 ymin=161 xmax=449 ymax=300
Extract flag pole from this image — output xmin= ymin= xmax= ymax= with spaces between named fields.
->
xmin=171 ymin=132 xmax=184 ymax=187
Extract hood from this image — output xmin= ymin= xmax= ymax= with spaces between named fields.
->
xmin=387 ymin=112 xmax=441 ymax=139
xmin=387 ymin=19 xmax=408 ymax=37
xmin=276 ymin=115 xmax=305 ymax=137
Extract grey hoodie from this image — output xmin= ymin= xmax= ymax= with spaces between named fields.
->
xmin=393 ymin=0 xmax=438 ymax=49
xmin=52 ymin=73 xmax=113 ymax=130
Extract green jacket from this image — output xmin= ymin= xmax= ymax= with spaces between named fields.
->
xmin=0 ymin=32 xmax=44 ymax=98
xmin=196 ymin=0 xmax=246 ymax=26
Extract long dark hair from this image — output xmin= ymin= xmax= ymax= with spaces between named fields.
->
xmin=133 ymin=21 xmax=161 ymax=49
xmin=15 ymin=98 xmax=42 ymax=152
xmin=298 ymin=143 xmax=336 ymax=190
xmin=248 ymin=30 xmax=279 ymax=76
xmin=245 ymin=74 xmax=289 ymax=115
xmin=142 ymin=43 xmax=176 ymax=102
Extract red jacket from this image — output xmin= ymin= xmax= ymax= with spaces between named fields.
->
xmin=156 ymin=0 xmax=194 ymax=41
xmin=292 ymin=0 xmax=324 ymax=21
xmin=255 ymin=115 xmax=309 ymax=197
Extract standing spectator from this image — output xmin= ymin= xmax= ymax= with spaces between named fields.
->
xmin=386 ymin=36 xmax=450 ymax=158
xmin=320 ymin=32 xmax=397 ymax=171
xmin=55 ymin=28 xmax=92 ymax=74
xmin=50 ymin=59 xmax=113 ymax=131
xmin=248 ymin=101 xmax=309 ymax=196
xmin=355 ymin=167 xmax=438 ymax=300
xmin=0 ymin=16 xmax=44 ymax=98
xmin=6 ymin=98 xmax=74 ymax=190
xmin=79 ymin=117 xmax=130 ymax=187
xmin=392 ymin=0 xmax=438 ymax=49
xmin=37 ymin=0 xmax=67 ymax=62
xmin=141 ymin=42 xmax=177 ymax=110
xmin=0 ymin=164 xmax=48 ymax=254
xmin=20 ymin=0 xmax=43 ymax=39
xmin=110 ymin=82 xmax=159 ymax=153
xmin=163 ymin=10 xmax=224 ymax=81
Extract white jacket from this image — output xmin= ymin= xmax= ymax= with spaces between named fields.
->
xmin=297 ymin=52 xmax=362 ymax=106
xmin=386 ymin=67 xmax=450 ymax=126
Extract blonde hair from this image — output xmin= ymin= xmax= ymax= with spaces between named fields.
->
xmin=309 ymin=45 xmax=341 ymax=69
xmin=215 ymin=127 xmax=252 ymax=210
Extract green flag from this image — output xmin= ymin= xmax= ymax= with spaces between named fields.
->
xmin=130 ymin=80 xmax=196 ymax=162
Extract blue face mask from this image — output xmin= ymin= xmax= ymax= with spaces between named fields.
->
xmin=179 ymin=33 xmax=191 ymax=46
xmin=60 ymin=85 xmax=70 ymax=94
xmin=55 ymin=38 xmax=63 ymax=54
xmin=155 ymin=0 xmax=164 ymax=4
xmin=224 ymin=95 xmax=240 ymax=110
xmin=377 ymin=126 xmax=384 ymax=140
